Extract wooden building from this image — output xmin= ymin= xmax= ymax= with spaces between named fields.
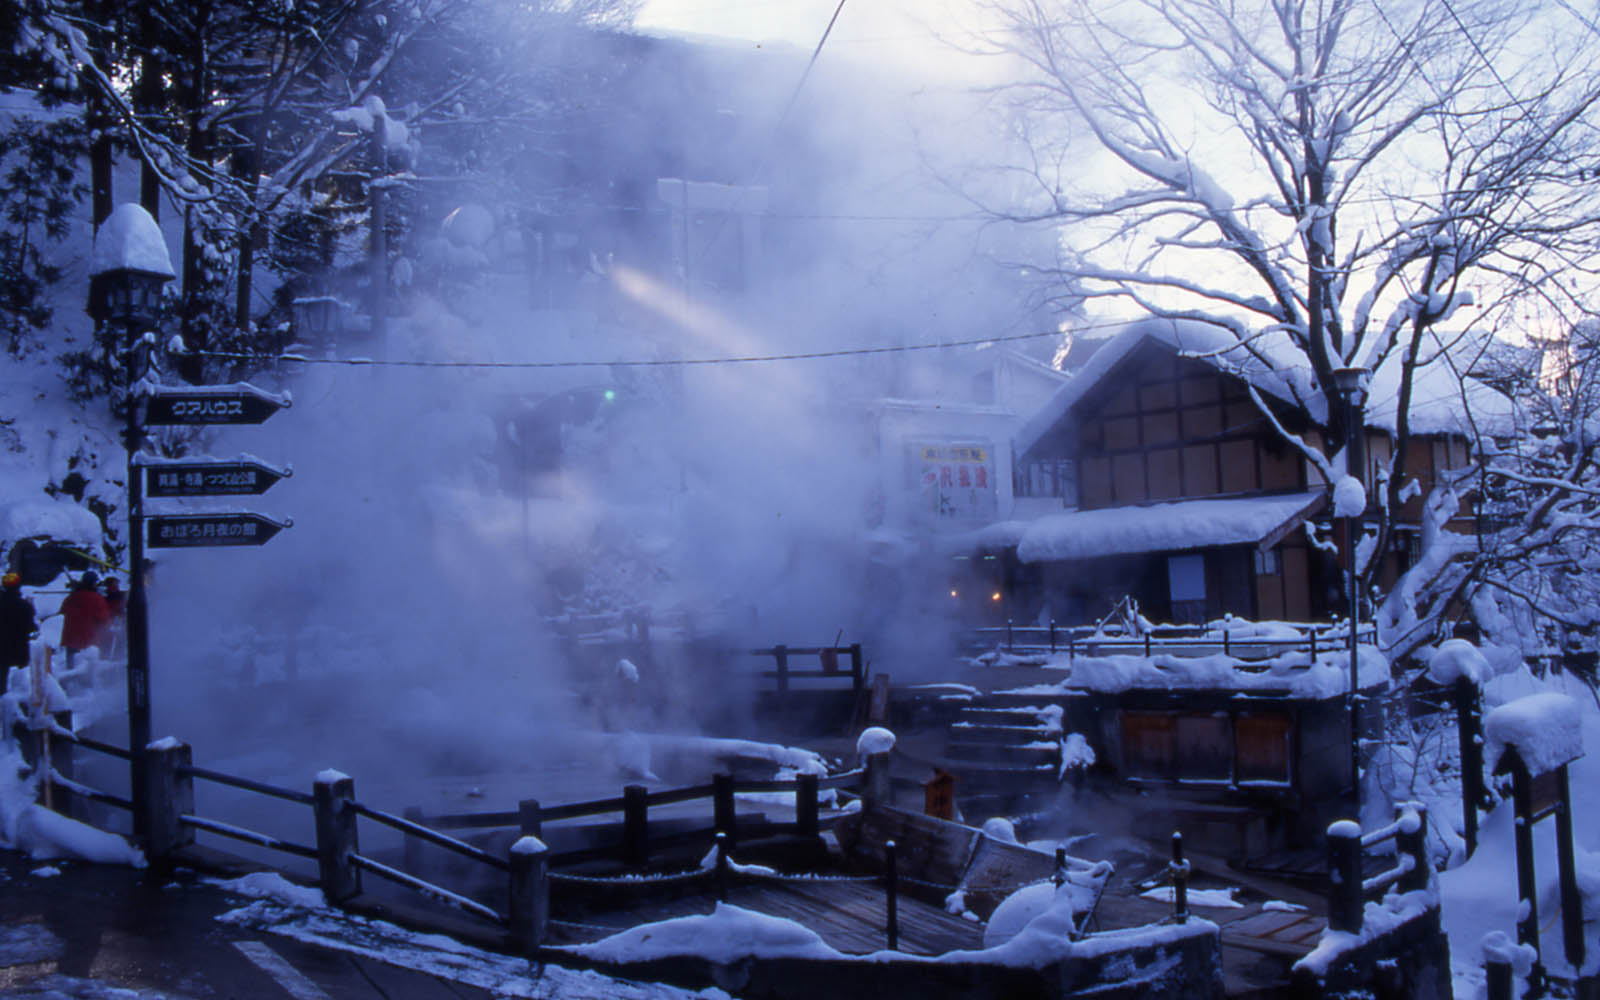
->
xmin=1001 ymin=318 xmax=1479 ymax=627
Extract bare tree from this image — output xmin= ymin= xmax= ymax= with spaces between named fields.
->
xmin=976 ymin=0 xmax=1600 ymax=655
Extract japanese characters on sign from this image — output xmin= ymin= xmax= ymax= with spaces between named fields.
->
xmin=145 ymin=460 xmax=285 ymax=497
xmin=146 ymin=514 xmax=288 ymax=548
xmin=914 ymin=442 xmax=998 ymax=520
xmin=145 ymin=388 xmax=287 ymax=425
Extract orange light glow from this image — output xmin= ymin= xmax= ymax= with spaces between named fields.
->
xmin=991 ymin=592 xmax=1002 ymax=602
xmin=950 ymin=590 xmax=959 ymax=598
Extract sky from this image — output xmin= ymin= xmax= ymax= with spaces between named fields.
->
xmin=633 ymin=0 xmax=1004 ymax=82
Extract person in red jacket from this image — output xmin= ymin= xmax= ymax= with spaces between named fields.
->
xmin=60 ymin=571 xmax=111 ymax=670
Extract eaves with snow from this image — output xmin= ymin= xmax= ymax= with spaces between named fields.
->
xmin=1015 ymin=316 xmax=1515 ymax=464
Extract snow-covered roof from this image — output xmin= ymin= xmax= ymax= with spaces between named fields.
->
xmin=89 ymin=203 xmax=176 ymax=278
xmin=1016 ymin=318 xmax=1304 ymax=462
xmin=1016 ymin=491 xmax=1324 ymax=564
xmin=1017 ymin=316 xmax=1515 ymax=463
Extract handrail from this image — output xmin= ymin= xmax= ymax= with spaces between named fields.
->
xmin=1325 ymin=802 xmax=1430 ymax=933
xmin=56 ymin=732 xmax=133 ymax=761
xmin=349 ymin=801 xmax=509 ymax=872
xmin=180 ymin=813 xmax=318 ymax=859
xmin=179 ymin=764 xmax=317 ymax=806
xmin=350 ymin=852 xmax=504 ymax=925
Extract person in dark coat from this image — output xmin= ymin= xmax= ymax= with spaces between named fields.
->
xmin=99 ymin=577 xmax=126 ymax=657
xmin=60 ymin=571 xmax=110 ymax=670
xmin=0 ymin=572 xmax=36 ymax=671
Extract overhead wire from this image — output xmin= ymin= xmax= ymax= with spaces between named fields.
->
xmin=187 ymin=322 xmax=1108 ymax=371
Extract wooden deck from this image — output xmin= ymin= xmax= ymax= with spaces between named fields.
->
xmin=547 ymin=876 xmax=984 ymax=955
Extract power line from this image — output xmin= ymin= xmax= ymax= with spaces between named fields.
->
xmin=191 ymin=325 xmax=1090 ymax=371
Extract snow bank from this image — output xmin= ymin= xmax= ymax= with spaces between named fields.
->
xmin=0 ymin=745 xmax=144 ymax=867
xmin=983 ymin=881 xmax=1069 ymax=948
xmin=0 ymin=498 xmax=103 ymax=549
xmin=1294 ymin=888 xmax=1436 ymax=976
xmin=573 ymin=903 xmax=842 ymax=964
xmin=1485 ymin=692 xmax=1583 ymax=775
xmin=1004 ymin=644 xmax=1388 ymax=698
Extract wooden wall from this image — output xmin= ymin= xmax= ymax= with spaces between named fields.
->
xmin=1073 ymin=349 xmax=1306 ymax=509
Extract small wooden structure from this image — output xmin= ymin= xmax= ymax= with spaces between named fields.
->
xmin=1485 ymin=693 xmax=1589 ymax=993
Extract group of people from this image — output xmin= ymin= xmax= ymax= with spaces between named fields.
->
xmin=0 ymin=570 xmax=127 ymax=674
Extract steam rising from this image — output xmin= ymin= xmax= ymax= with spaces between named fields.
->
xmin=143 ymin=24 xmax=1055 ymax=791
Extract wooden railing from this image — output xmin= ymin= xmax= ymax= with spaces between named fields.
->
xmin=973 ymin=619 xmax=1378 ymax=662
xmin=749 ymin=643 xmax=866 ymax=697
xmin=1324 ymin=802 xmax=1430 ymax=933
xmin=14 ymin=716 xmax=893 ymax=954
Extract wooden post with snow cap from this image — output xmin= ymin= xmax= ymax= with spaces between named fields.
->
xmin=1393 ymin=802 xmax=1429 ymax=893
xmin=144 ymin=737 xmax=194 ymax=860
xmin=714 ymin=830 xmax=730 ymax=902
xmin=1326 ymin=819 xmax=1363 ymax=933
xmin=859 ymin=727 xmax=896 ymax=807
xmin=507 ymin=835 xmax=548 ymax=953
xmin=314 ymin=769 xmax=361 ymax=904
xmin=1555 ymin=762 xmax=1585 ymax=974
xmin=1486 ymin=691 xmax=1585 ymax=987
xmin=1453 ymin=676 xmax=1485 ymax=857
xmin=885 ymin=838 xmax=899 ymax=951
xmin=1170 ymin=831 xmax=1189 ymax=924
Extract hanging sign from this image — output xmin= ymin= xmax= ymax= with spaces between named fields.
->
xmin=147 ymin=513 xmax=291 ymax=548
xmin=145 ymin=459 xmax=289 ymax=497
xmin=145 ymin=384 xmax=290 ymax=425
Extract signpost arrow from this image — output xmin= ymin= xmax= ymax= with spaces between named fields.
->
xmin=146 ymin=512 xmax=291 ymax=548
xmin=145 ymin=458 xmax=290 ymax=497
xmin=145 ymin=384 xmax=291 ymax=425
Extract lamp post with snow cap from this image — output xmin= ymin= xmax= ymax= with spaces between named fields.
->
xmin=90 ymin=203 xmax=175 ymax=845
xmin=1333 ymin=365 xmax=1369 ymax=800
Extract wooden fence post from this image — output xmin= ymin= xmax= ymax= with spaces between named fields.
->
xmin=508 ymin=836 xmax=548 ymax=954
xmin=885 ymin=839 xmax=899 ymax=951
xmin=1555 ymin=764 xmax=1585 ymax=972
xmin=1396 ymin=803 xmax=1429 ymax=893
xmin=713 ymin=772 xmax=737 ymax=845
xmin=1049 ymin=620 xmax=1057 ymax=653
xmin=1508 ymin=753 xmax=1541 ymax=975
xmin=1054 ymin=847 xmax=1066 ymax=889
xmin=519 ymin=798 xmax=543 ymax=839
xmin=863 ymin=751 xmax=891 ymax=807
xmin=1454 ymin=676 xmax=1484 ymax=857
xmin=796 ymin=772 xmax=819 ymax=838
xmin=1327 ymin=820 xmax=1363 ymax=933
xmin=623 ymin=783 xmax=649 ymax=867
xmin=45 ymin=710 xmax=75 ymax=818
xmin=1170 ymin=831 xmax=1189 ymax=924
xmin=314 ymin=770 xmax=361 ymax=904
xmin=715 ymin=830 xmax=730 ymax=903
xmin=144 ymin=738 xmax=195 ymax=860
xmin=774 ymin=644 xmax=789 ymax=708
xmin=1484 ymin=959 xmax=1513 ymax=1000
xmin=1006 ymin=620 xmax=1013 ymax=651
xmin=849 ymin=643 xmax=864 ymax=695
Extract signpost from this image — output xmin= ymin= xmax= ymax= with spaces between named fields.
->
xmin=145 ymin=385 xmax=290 ymax=425
xmin=145 ymin=459 xmax=289 ymax=497
xmin=147 ymin=513 xmax=291 ymax=548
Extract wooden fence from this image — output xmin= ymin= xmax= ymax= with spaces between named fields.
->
xmin=974 ymin=619 xmax=1379 ymax=662
xmin=749 ymin=643 xmax=866 ymax=698
xmin=14 ymin=717 xmax=891 ymax=954
xmin=1323 ymin=802 xmax=1430 ymax=933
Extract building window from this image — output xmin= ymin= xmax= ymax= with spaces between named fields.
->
xmin=1235 ymin=713 xmax=1292 ymax=784
xmin=1254 ymin=548 xmax=1281 ymax=576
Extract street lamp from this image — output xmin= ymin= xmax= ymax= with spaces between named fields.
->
xmin=1332 ymin=365 xmax=1369 ymax=802
xmin=291 ymin=293 xmax=342 ymax=350
xmin=90 ymin=203 xmax=175 ymax=846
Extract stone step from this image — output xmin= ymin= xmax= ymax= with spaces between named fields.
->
xmin=944 ymin=740 xmax=1060 ymax=767
xmin=948 ymin=721 xmax=1058 ymax=744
